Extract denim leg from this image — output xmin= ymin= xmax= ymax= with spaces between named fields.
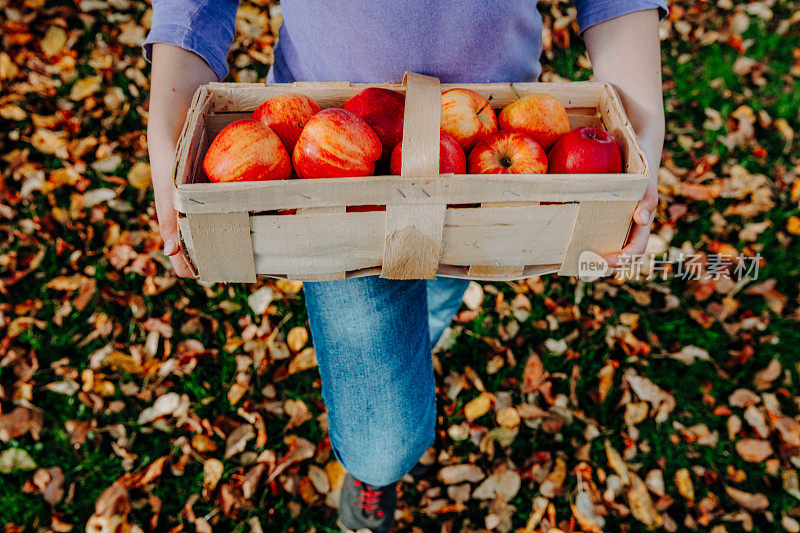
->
xmin=425 ymin=277 xmax=471 ymax=347
xmin=302 ymin=276 xmax=436 ymax=486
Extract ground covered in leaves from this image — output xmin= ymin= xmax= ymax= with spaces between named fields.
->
xmin=1 ymin=0 xmax=800 ymax=532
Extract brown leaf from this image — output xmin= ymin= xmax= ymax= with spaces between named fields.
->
xmin=735 ymin=439 xmax=773 ymax=462
xmin=127 ymin=456 xmax=168 ymax=488
xmin=69 ymin=75 xmax=102 ymax=101
xmin=754 ymin=358 xmax=782 ymax=389
xmin=572 ymin=486 xmax=604 ymax=533
xmin=628 ymin=473 xmax=663 ymax=528
xmin=624 ymin=370 xmax=676 ymax=423
xmin=464 ymin=392 xmax=493 ymax=421
xmin=308 ymin=464 xmax=330 ymax=495
xmin=604 ymin=440 xmax=630 ymax=485
xmin=265 ymin=436 xmax=315 ymax=483
xmin=33 ymin=466 xmax=65 ymax=505
xmin=597 ymin=360 xmax=616 ymax=403
xmin=496 ymin=406 xmax=521 ymax=428
xmin=540 ymin=457 xmax=567 ymax=498
xmin=674 ymin=468 xmax=694 ymax=503
xmin=203 ymin=458 xmax=224 ymax=495
xmin=286 ymin=326 xmax=309 ymax=352
xmin=287 ymin=347 xmax=317 ymax=374
xmin=46 ymin=274 xmax=90 ymax=291
xmin=645 ymin=469 xmax=665 ymax=497
xmin=127 ymin=161 xmax=151 ymax=190
xmin=437 ymin=464 xmax=485 ymax=485
xmin=725 ymin=485 xmax=769 ymax=512
xmin=284 ymin=399 xmax=310 ymax=430
xmin=743 ymin=405 xmax=769 ymax=438
xmin=471 ymin=466 xmax=520 ymax=501
xmin=191 ymin=434 xmax=218 ymax=453
xmin=225 ymin=424 xmax=255 ymax=458
xmin=0 ymin=407 xmax=43 ymax=442
xmin=728 ymin=388 xmax=760 ymax=408
xmin=522 ymin=352 xmax=547 ymax=394
xmin=93 ymin=482 xmax=130 ymax=518
xmin=624 ymin=402 xmax=649 ymax=426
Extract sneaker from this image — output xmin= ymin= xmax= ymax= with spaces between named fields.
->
xmin=337 ymin=472 xmax=397 ymax=533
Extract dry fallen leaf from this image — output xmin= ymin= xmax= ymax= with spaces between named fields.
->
xmin=604 ymin=440 xmax=630 ymax=485
xmin=437 ymin=464 xmax=485 ymax=485
xmin=522 ymin=352 xmax=547 ymax=394
xmin=624 ymin=369 xmax=676 ymax=423
xmin=624 ymin=402 xmax=649 ymax=426
xmin=597 ymin=360 xmax=616 ymax=403
xmin=286 ymin=326 xmax=309 ymax=352
xmin=0 ymin=407 xmax=43 ymax=442
xmin=462 ymin=281 xmax=483 ymax=311
xmin=674 ymin=468 xmax=694 ymax=503
xmin=248 ymin=286 xmax=274 ymax=314
xmin=127 ymin=161 xmax=151 ymax=190
xmin=735 ymin=438 xmax=773 ymax=462
xmin=0 ymin=448 xmax=37 ymax=473
xmin=203 ymin=458 xmax=224 ymax=495
xmin=225 ymin=424 xmax=255 ymax=458
xmin=70 ymin=75 xmax=102 ymax=101
xmin=464 ymin=392 xmax=494 ymax=421
xmin=288 ymin=347 xmax=317 ymax=374
xmin=471 ymin=467 xmax=520 ymax=501
xmin=628 ymin=473 xmax=663 ymax=528
xmin=725 ymin=485 xmax=769 ymax=512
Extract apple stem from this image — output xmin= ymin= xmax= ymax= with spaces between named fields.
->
xmin=476 ymin=94 xmax=494 ymax=116
xmin=510 ymin=83 xmax=521 ymax=100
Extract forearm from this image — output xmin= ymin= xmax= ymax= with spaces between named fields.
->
xmin=584 ymin=9 xmax=665 ymax=183
xmin=147 ymin=44 xmax=218 ymax=176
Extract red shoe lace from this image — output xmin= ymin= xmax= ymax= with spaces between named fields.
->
xmin=354 ymin=479 xmax=384 ymax=518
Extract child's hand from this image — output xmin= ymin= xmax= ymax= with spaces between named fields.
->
xmin=148 ymin=44 xmax=217 ymax=278
xmin=603 ymin=179 xmax=658 ymax=268
xmin=151 ymin=149 xmax=196 ymax=278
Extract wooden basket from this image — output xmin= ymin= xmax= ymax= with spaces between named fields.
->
xmin=172 ymin=72 xmax=648 ymax=283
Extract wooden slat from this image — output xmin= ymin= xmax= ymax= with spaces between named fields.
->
xmin=203 ymin=80 xmax=606 ymax=112
xmin=558 ymin=200 xmax=638 ymax=276
xmin=466 ymin=201 xmax=539 ymax=278
xmin=599 ymin=84 xmax=649 ymax=176
xmin=442 ymin=204 xmax=578 ymax=267
xmin=174 ymin=87 xmax=211 ymax=187
xmin=176 ymin=216 xmax=199 ymax=278
xmin=185 ymin=211 xmax=257 ymax=283
xmin=251 ymin=211 xmax=384 ymax=275
xmin=174 ymin=173 xmax=648 ymax=213
xmin=286 ymin=207 xmax=347 ymax=281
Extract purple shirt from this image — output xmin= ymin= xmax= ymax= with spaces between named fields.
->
xmin=144 ymin=1 xmax=666 ymax=83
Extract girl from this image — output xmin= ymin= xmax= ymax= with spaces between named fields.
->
xmin=145 ymin=2 xmax=666 ymax=530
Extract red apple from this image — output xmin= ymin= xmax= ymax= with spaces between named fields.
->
xmin=389 ymin=132 xmax=466 ymax=175
xmin=203 ymin=119 xmax=291 ymax=182
xmin=467 ymin=131 xmax=547 ymax=175
xmin=293 ymin=108 xmax=382 ymax=178
xmin=440 ymin=88 xmax=498 ymax=151
xmin=498 ymin=94 xmax=570 ymax=150
xmin=547 ymin=127 xmax=623 ymax=174
xmin=342 ymin=88 xmax=405 ymax=160
xmin=251 ymin=93 xmax=321 ymax=154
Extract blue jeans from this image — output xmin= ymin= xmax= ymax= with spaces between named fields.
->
xmin=303 ymin=276 xmax=470 ymax=486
